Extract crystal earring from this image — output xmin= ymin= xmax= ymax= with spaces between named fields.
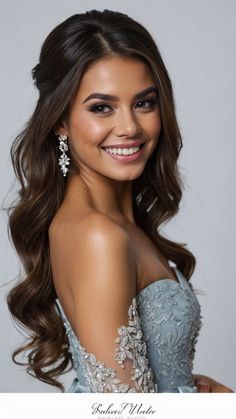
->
xmin=58 ymin=134 xmax=70 ymax=177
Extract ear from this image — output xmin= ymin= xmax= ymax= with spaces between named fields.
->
xmin=54 ymin=119 xmax=69 ymax=137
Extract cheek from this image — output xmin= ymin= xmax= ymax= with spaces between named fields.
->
xmin=69 ymin=112 xmax=110 ymax=146
xmin=143 ymin=112 xmax=162 ymax=139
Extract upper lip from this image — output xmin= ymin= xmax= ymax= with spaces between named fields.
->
xmin=101 ymin=141 xmax=146 ymax=149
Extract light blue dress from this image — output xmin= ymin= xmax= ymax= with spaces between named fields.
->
xmin=56 ymin=266 xmax=202 ymax=393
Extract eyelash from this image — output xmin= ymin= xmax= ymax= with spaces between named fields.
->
xmin=88 ymin=99 xmax=158 ymax=114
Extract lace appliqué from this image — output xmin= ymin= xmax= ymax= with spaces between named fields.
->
xmin=63 ymin=297 xmax=158 ymax=393
xmin=113 ymin=297 xmax=158 ymax=393
xmin=136 ymin=280 xmax=203 ymax=392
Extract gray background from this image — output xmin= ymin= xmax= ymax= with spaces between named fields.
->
xmin=0 ymin=0 xmax=235 ymax=392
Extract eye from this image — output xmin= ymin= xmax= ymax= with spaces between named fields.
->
xmin=135 ymin=99 xmax=157 ymax=109
xmin=88 ymin=103 xmax=112 ymax=114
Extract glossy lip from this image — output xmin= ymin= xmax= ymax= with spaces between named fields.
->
xmin=101 ymin=141 xmax=146 ymax=149
xmin=101 ymin=142 xmax=145 ymax=162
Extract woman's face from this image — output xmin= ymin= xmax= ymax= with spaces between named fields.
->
xmin=59 ymin=55 xmax=161 ymax=181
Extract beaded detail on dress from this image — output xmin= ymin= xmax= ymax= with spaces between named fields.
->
xmin=56 ymin=266 xmax=202 ymax=393
xmin=61 ymin=296 xmax=158 ymax=393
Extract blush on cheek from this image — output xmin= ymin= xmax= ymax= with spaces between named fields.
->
xmin=74 ymin=118 xmax=109 ymax=147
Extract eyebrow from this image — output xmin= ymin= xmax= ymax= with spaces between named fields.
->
xmin=82 ymin=86 xmax=158 ymax=103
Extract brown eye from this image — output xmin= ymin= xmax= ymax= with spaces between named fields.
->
xmin=89 ymin=103 xmax=112 ymax=113
xmin=135 ymin=99 xmax=157 ymax=109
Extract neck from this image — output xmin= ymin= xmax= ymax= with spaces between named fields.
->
xmin=65 ymin=171 xmax=136 ymax=224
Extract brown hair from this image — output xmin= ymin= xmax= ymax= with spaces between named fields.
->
xmin=5 ymin=9 xmax=196 ymax=392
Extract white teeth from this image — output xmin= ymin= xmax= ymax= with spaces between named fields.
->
xmin=103 ymin=146 xmax=141 ymax=155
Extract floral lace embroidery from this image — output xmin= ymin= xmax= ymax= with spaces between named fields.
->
xmin=62 ymin=297 xmax=158 ymax=393
xmin=136 ymin=279 xmax=203 ymax=392
xmin=113 ymin=297 xmax=158 ymax=392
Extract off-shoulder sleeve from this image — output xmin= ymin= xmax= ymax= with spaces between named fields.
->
xmin=62 ymin=297 xmax=158 ymax=393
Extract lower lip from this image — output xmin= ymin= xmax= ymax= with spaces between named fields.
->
xmin=101 ymin=144 xmax=145 ymax=162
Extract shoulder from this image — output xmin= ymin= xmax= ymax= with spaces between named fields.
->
xmin=58 ymin=212 xmax=137 ymax=298
xmin=72 ymin=212 xmax=129 ymax=241
xmin=64 ymin=212 xmax=131 ymax=255
xmin=63 ymin=213 xmax=137 ymax=340
xmin=49 ymin=211 xmax=129 ymax=249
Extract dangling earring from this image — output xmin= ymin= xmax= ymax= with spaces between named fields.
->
xmin=58 ymin=134 xmax=70 ymax=177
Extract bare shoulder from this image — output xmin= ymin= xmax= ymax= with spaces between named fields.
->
xmin=63 ymin=212 xmax=132 ymax=253
xmin=60 ymin=213 xmax=137 ymax=345
xmin=72 ymin=212 xmax=130 ymax=241
xmin=50 ymin=211 xmax=128 ymax=241
xmin=53 ymin=212 xmax=137 ymax=299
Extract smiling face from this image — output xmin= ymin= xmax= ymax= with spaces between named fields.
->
xmin=57 ymin=55 xmax=162 ymax=182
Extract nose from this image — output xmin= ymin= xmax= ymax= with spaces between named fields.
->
xmin=114 ymin=107 xmax=141 ymax=138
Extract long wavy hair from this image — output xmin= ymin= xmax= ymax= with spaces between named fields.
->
xmin=5 ymin=9 xmax=197 ymax=392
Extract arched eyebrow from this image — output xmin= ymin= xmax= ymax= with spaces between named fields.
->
xmin=82 ymin=86 xmax=158 ymax=104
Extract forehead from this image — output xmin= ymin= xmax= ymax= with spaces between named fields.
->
xmin=77 ymin=56 xmax=156 ymax=99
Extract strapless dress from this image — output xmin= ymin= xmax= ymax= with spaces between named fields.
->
xmin=56 ymin=266 xmax=202 ymax=392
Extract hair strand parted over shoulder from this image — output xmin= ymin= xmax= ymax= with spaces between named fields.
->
xmin=6 ymin=9 xmax=195 ymax=392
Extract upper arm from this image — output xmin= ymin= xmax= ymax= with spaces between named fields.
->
xmin=63 ymin=214 xmax=155 ymax=392
xmin=68 ymin=214 xmax=136 ymax=352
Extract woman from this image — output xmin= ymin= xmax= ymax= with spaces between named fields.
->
xmin=7 ymin=9 xmax=233 ymax=393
